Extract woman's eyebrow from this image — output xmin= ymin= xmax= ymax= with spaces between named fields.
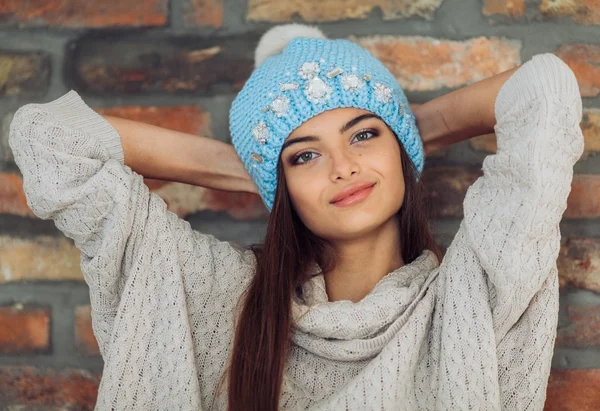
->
xmin=281 ymin=135 xmax=320 ymax=151
xmin=281 ymin=113 xmax=382 ymax=152
xmin=339 ymin=113 xmax=381 ymax=133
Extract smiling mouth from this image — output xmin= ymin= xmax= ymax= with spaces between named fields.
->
xmin=330 ymin=183 xmax=376 ymax=207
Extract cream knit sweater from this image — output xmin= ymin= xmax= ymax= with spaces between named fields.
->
xmin=9 ymin=53 xmax=584 ymax=410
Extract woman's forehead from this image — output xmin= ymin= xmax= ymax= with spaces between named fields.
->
xmin=287 ymin=108 xmax=378 ymax=139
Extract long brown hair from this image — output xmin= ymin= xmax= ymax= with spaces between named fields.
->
xmin=226 ymin=136 xmax=441 ymax=411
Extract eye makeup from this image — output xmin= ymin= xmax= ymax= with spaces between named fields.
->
xmin=287 ymin=127 xmax=381 ymax=166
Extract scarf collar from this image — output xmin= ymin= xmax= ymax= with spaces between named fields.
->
xmin=290 ymin=249 xmax=440 ymax=361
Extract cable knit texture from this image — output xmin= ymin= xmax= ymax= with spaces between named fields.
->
xmin=9 ymin=53 xmax=583 ymax=410
xmin=230 ymin=36 xmax=423 ymax=210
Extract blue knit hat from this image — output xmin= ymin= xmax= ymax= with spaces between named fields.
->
xmin=230 ymin=24 xmax=424 ymax=211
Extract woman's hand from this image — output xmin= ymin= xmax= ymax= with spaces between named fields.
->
xmin=411 ymin=64 xmax=521 ymax=155
xmin=104 ymin=115 xmax=259 ymax=194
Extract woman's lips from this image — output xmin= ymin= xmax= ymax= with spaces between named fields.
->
xmin=330 ymin=183 xmax=376 ymax=207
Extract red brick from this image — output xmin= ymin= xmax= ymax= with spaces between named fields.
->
xmin=482 ymin=0 xmax=526 ymax=18
xmin=556 ymin=303 xmax=600 ymax=348
xmin=0 ymin=366 xmax=100 ymax=410
xmin=0 ymin=0 xmax=168 ymax=28
xmin=419 ymin=167 xmax=599 ymax=221
xmin=355 ymin=36 xmax=521 ymax=91
xmin=470 ymin=133 xmax=497 ymax=153
xmin=72 ymin=36 xmax=252 ymax=95
xmin=425 ymin=146 xmax=449 ymax=158
xmin=184 ymin=0 xmax=224 ymax=28
xmin=581 ymin=108 xmax=600 ymax=158
xmin=75 ymin=305 xmax=100 ymax=356
xmin=555 ymin=44 xmax=600 ymax=98
xmin=0 ymin=173 xmax=35 ymax=217
xmin=0 ymin=304 xmax=50 ymax=354
xmin=566 ymin=174 xmax=600 ymax=219
xmin=421 ymin=166 xmax=482 ymax=218
xmin=1 ymin=113 xmax=15 ymax=165
xmin=545 ymin=369 xmax=600 ymax=411
xmin=558 ymin=238 xmax=600 ymax=293
xmin=95 ymin=105 xmax=212 ymax=138
xmin=247 ymin=0 xmax=444 ymax=22
xmin=540 ymin=0 xmax=600 ymax=26
xmin=471 ymin=109 xmax=600 ymax=159
xmin=0 ymin=51 xmax=50 ymax=97
xmin=0 ymin=235 xmax=82 ymax=282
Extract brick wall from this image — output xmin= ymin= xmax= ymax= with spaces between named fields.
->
xmin=0 ymin=0 xmax=599 ymax=409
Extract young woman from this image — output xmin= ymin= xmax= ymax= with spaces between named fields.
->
xmin=9 ymin=25 xmax=584 ymax=410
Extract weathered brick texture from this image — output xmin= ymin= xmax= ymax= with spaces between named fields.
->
xmin=355 ymin=36 xmax=521 ymax=91
xmin=558 ymin=238 xmax=600 ymax=293
xmin=0 ymin=235 xmax=82 ymax=282
xmin=75 ymin=305 xmax=100 ymax=356
xmin=540 ymin=0 xmax=600 ymax=26
xmin=420 ymin=166 xmax=482 ymax=218
xmin=567 ymin=175 xmax=600 ymax=219
xmin=545 ymin=369 xmax=600 ymax=410
xmin=184 ymin=0 xmax=224 ymax=28
xmin=470 ymin=133 xmax=497 ymax=153
xmin=556 ymin=303 xmax=600 ymax=348
xmin=0 ymin=304 xmax=50 ymax=354
xmin=483 ymin=0 xmax=600 ymax=24
xmin=70 ymin=36 xmax=253 ymax=95
xmin=246 ymin=0 xmax=444 ymax=22
xmin=0 ymin=366 xmax=100 ymax=410
xmin=1 ymin=113 xmax=15 ymax=166
xmin=0 ymin=51 xmax=50 ymax=97
xmin=0 ymin=0 xmax=168 ymax=28
xmin=581 ymin=109 xmax=600 ymax=158
xmin=0 ymin=173 xmax=33 ymax=217
xmin=70 ymin=35 xmax=523 ymax=95
xmin=482 ymin=0 xmax=526 ymax=18
xmin=555 ymin=44 xmax=600 ymax=98
xmin=95 ymin=106 xmax=213 ymax=137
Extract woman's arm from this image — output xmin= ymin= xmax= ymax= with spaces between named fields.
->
xmin=9 ymin=91 xmax=257 ymax=385
xmin=413 ymin=65 xmax=521 ymax=155
xmin=104 ymin=64 xmax=523 ymax=189
xmin=103 ymin=115 xmax=258 ymax=194
xmin=441 ymin=53 xmax=583 ymax=338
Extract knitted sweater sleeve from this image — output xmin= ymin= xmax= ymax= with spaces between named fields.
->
xmin=9 ymin=92 xmax=255 ymax=408
xmin=462 ymin=53 xmax=584 ymax=341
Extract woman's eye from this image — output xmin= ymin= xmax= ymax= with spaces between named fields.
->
xmin=294 ymin=151 xmax=319 ymax=164
xmin=352 ymin=130 xmax=376 ymax=143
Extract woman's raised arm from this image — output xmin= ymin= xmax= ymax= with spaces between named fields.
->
xmin=9 ymin=92 xmax=257 ymax=408
xmin=413 ymin=64 xmax=520 ymax=154
xmin=103 ymin=114 xmax=258 ymax=193
xmin=428 ymin=54 xmax=584 ymax=339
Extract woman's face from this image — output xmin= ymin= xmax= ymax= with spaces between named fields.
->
xmin=280 ymin=108 xmax=406 ymax=241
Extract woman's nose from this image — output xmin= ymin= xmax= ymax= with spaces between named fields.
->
xmin=329 ymin=150 xmax=360 ymax=181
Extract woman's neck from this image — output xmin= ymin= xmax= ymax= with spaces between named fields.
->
xmin=323 ymin=217 xmax=404 ymax=303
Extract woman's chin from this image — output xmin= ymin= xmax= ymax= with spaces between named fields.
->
xmin=319 ymin=212 xmax=395 ymax=241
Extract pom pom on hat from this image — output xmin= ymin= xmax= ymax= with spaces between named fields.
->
xmin=254 ymin=24 xmax=327 ymax=68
